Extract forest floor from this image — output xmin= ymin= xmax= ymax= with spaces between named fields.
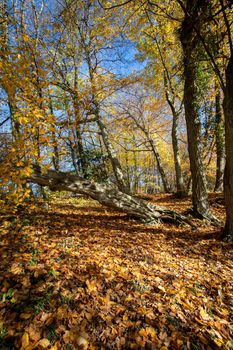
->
xmin=0 ymin=193 xmax=232 ymax=350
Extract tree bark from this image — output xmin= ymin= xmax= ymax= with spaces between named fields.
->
xmin=95 ymin=111 xmax=129 ymax=193
xmin=171 ymin=110 xmax=186 ymax=196
xmin=28 ymin=168 xmax=194 ymax=226
xmin=180 ymin=0 xmax=214 ymax=220
xmin=165 ymin=91 xmax=185 ymax=196
xmin=49 ymin=99 xmax=60 ymax=172
xmin=214 ymin=86 xmax=225 ymax=192
xmin=222 ymin=56 xmax=233 ymax=241
xmin=72 ymin=94 xmax=89 ymax=177
xmin=148 ymin=137 xmax=170 ymax=193
xmin=89 ymin=85 xmax=129 ymax=192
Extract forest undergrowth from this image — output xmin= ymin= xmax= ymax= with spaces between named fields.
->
xmin=0 ymin=194 xmax=232 ymax=350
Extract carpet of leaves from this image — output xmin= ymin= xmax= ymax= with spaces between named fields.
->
xmin=0 ymin=194 xmax=232 ymax=350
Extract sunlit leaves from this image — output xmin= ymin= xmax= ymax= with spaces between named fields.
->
xmin=0 ymin=195 xmax=231 ymax=348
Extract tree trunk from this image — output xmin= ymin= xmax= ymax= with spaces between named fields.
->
xmin=94 ymin=103 xmax=129 ymax=193
xmin=182 ymin=61 xmax=210 ymax=218
xmin=165 ymin=91 xmax=185 ymax=196
xmin=180 ymin=0 xmax=213 ymax=220
xmin=171 ymin=111 xmax=185 ymax=196
xmin=128 ymin=114 xmax=170 ymax=193
xmin=214 ymin=86 xmax=225 ymax=192
xmin=148 ymin=138 xmax=170 ymax=193
xmin=222 ymin=56 xmax=233 ymax=241
xmin=164 ymin=74 xmax=185 ymax=196
xmin=49 ymin=100 xmax=60 ymax=172
xmin=72 ymin=95 xmax=88 ymax=177
xmin=28 ymin=168 xmax=194 ymax=226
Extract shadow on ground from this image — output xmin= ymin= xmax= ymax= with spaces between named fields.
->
xmin=0 ymin=195 xmax=232 ymax=349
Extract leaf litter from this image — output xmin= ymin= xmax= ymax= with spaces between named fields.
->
xmin=0 ymin=194 xmax=232 ymax=349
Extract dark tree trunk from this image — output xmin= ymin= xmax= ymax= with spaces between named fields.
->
xmin=180 ymin=0 xmax=214 ymax=220
xmin=214 ymin=87 xmax=225 ymax=192
xmin=222 ymin=56 xmax=233 ymax=241
xmin=181 ymin=53 xmax=209 ymax=217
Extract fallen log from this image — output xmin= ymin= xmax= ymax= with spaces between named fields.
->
xmin=28 ymin=168 xmax=195 ymax=227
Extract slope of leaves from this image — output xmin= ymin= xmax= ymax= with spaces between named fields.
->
xmin=0 ymin=194 xmax=232 ymax=350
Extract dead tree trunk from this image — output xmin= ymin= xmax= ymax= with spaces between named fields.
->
xmin=28 ymin=168 xmax=194 ymax=226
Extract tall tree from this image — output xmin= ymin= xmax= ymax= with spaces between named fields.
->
xmin=178 ymin=0 xmax=215 ymax=220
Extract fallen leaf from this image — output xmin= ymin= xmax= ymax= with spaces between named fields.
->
xmin=38 ymin=338 xmax=50 ymax=348
xmin=20 ymin=313 xmax=32 ymax=320
xmin=199 ymin=307 xmax=210 ymax=321
xmin=21 ymin=332 xmax=30 ymax=349
xmin=77 ymin=336 xmax=89 ymax=349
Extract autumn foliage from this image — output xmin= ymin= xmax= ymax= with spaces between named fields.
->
xmin=0 ymin=195 xmax=232 ymax=349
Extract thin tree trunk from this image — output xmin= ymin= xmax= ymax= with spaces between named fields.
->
xmin=171 ymin=111 xmax=185 ymax=196
xmin=133 ymin=145 xmax=138 ymax=193
xmin=126 ymin=113 xmax=170 ymax=193
xmin=83 ymin=41 xmax=129 ymax=192
xmin=72 ymin=95 xmax=88 ymax=177
xmin=164 ymin=79 xmax=185 ymax=196
xmin=49 ymin=99 xmax=60 ymax=172
xmin=214 ymin=86 xmax=225 ymax=192
xmin=124 ymin=145 xmax=131 ymax=191
xmin=148 ymin=138 xmax=170 ymax=193
xmin=94 ymin=102 xmax=129 ymax=193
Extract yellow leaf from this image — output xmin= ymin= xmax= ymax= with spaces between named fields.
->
xmin=86 ymin=279 xmax=97 ymax=292
xmin=214 ymin=338 xmax=224 ymax=346
xmin=38 ymin=338 xmax=50 ymax=348
xmin=177 ymin=339 xmax=183 ymax=347
xmin=139 ymin=328 xmax=147 ymax=338
xmin=199 ymin=307 xmax=210 ymax=321
xmin=23 ymin=34 xmax=30 ymax=41
xmin=221 ymin=308 xmax=229 ymax=316
xmin=21 ymin=332 xmax=29 ymax=349
xmin=77 ymin=336 xmax=89 ymax=349
xmin=63 ymin=330 xmax=74 ymax=344
xmin=20 ymin=313 xmax=31 ymax=320
xmin=50 ymin=345 xmax=58 ymax=350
